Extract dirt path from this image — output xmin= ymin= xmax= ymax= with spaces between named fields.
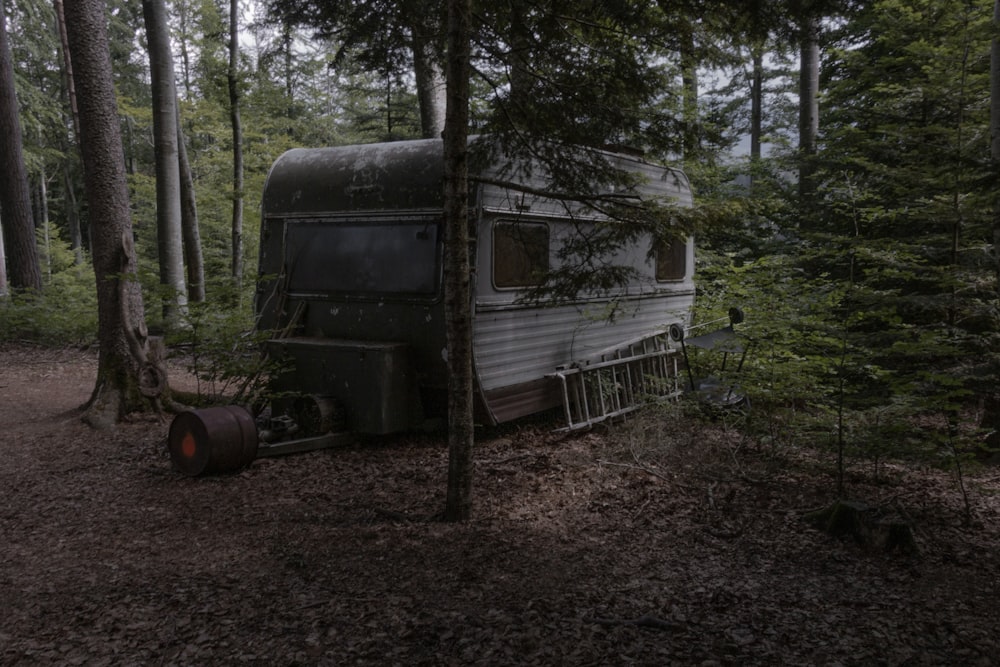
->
xmin=1 ymin=344 xmax=999 ymax=665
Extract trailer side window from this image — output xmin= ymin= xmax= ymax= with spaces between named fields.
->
xmin=494 ymin=221 xmax=549 ymax=288
xmin=655 ymin=237 xmax=687 ymax=281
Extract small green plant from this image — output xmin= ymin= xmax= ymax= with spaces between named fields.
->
xmin=167 ymin=300 xmax=281 ymax=407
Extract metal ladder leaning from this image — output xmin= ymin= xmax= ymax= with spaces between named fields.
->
xmin=548 ymin=335 xmax=682 ymax=431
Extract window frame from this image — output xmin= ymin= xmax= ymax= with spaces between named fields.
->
xmin=654 ymin=236 xmax=688 ymax=282
xmin=491 ymin=219 xmax=551 ymax=290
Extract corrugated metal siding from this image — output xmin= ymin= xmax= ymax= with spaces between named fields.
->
xmin=473 ymin=290 xmax=694 ymax=392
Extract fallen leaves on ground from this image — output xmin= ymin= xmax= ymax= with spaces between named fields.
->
xmin=1 ymin=344 xmax=998 ymax=665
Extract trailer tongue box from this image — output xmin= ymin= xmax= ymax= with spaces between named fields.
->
xmin=256 ymin=138 xmax=695 ymax=434
xmin=266 ymin=337 xmax=423 ymax=436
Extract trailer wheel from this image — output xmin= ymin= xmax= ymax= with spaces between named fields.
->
xmin=294 ymin=395 xmax=346 ymax=436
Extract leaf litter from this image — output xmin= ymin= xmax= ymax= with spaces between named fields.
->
xmin=1 ymin=344 xmax=999 ymax=665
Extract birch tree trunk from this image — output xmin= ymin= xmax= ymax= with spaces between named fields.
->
xmin=0 ymin=0 xmax=42 ymax=291
xmin=442 ymin=0 xmax=474 ymax=522
xmin=142 ymin=0 xmax=188 ymax=326
xmin=64 ymin=0 xmax=157 ymax=428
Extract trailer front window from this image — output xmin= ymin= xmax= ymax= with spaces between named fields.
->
xmin=285 ymin=219 xmax=440 ymax=296
xmin=494 ymin=221 xmax=549 ymax=288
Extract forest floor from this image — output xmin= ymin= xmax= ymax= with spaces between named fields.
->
xmin=1 ymin=343 xmax=999 ymax=666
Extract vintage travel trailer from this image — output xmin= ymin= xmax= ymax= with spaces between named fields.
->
xmin=251 ymin=137 xmax=695 ymax=436
xmin=169 ymin=138 xmax=696 ymax=474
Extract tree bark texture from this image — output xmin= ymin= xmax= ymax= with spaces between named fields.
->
xmin=983 ymin=0 xmax=1000 ymax=443
xmin=751 ymin=47 xmax=763 ymax=163
xmin=0 ymin=218 xmax=7 ymax=295
xmin=0 ymin=0 xmax=42 ymax=291
xmin=176 ymin=103 xmax=205 ymax=303
xmin=992 ymin=0 xmax=1000 ymax=295
xmin=142 ymin=0 xmax=188 ymax=325
xmin=55 ymin=0 xmax=86 ymax=264
xmin=54 ymin=0 xmax=81 ymax=141
xmin=411 ymin=26 xmax=447 ymax=139
xmin=64 ymin=0 xmax=153 ymax=427
xmin=228 ymin=0 xmax=244 ymax=290
xmin=442 ymin=0 xmax=474 ymax=522
xmin=798 ymin=14 xmax=820 ymax=208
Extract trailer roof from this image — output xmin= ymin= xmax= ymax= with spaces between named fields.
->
xmin=262 ymin=138 xmax=691 ymax=217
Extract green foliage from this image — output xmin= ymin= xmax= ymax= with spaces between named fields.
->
xmin=0 ymin=264 xmax=97 ymax=345
xmin=166 ymin=299 xmax=275 ymax=406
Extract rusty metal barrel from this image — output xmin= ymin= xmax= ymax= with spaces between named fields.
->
xmin=168 ymin=406 xmax=258 ymax=476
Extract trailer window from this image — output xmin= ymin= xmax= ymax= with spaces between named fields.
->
xmin=285 ymin=220 xmax=440 ymax=296
xmin=655 ymin=237 xmax=687 ymax=281
xmin=494 ymin=221 xmax=549 ymax=288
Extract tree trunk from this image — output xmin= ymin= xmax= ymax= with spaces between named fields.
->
xmin=679 ymin=23 xmax=699 ymax=161
xmin=798 ymin=14 xmax=820 ymax=209
xmin=64 ymin=0 xmax=155 ymax=428
xmin=750 ymin=46 xmax=764 ymax=163
xmin=62 ymin=164 xmax=84 ymax=263
xmin=0 ymin=219 xmax=6 ymax=296
xmin=142 ymin=0 xmax=188 ymax=326
xmin=176 ymin=0 xmax=192 ymax=97
xmin=54 ymin=0 xmax=81 ymax=141
xmin=0 ymin=0 xmax=42 ymax=291
xmin=442 ymin=0 xmax=474 ymax=522
xmin=411 ymin=26 xmax=447 ymax=139
xmin=983 ymin=0 xmax=1000 ymax=446
xmin=54 ymin=0 xmax=84 ymax=262
xmin=38 ymin=168 xmax=51 ymax=283
xmin=506 ymin=3 xmax=534 ymax=105
xmin=228 ymin=0 xmax=244 ymax=292
xmin=176 ymin=102 xmax=205 ymax=303
xmin=992 ymin=0 xmax=1000 ymax=294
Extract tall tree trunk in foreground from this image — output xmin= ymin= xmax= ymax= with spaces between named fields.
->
xmin=992 ymin=0 xmax=1000 ymax=294
xmin=228 ymin=0 xmax=244 ymax=292
xmin=442 ymin=0 xmax=474 ymax=522
xmin=143 ymin=0 xmax=188 ymax=326
xmin=65 ymin=0 xmax=157 ymax=428
xmin=0 ymin=0 xmax=42 ymax=291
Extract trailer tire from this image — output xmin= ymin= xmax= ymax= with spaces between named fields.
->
xmin=294 ymin=395 xmax=346 ymax=435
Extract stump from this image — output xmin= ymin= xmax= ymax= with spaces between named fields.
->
xmin=804 ymin=499 xmax=918 ymax=557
